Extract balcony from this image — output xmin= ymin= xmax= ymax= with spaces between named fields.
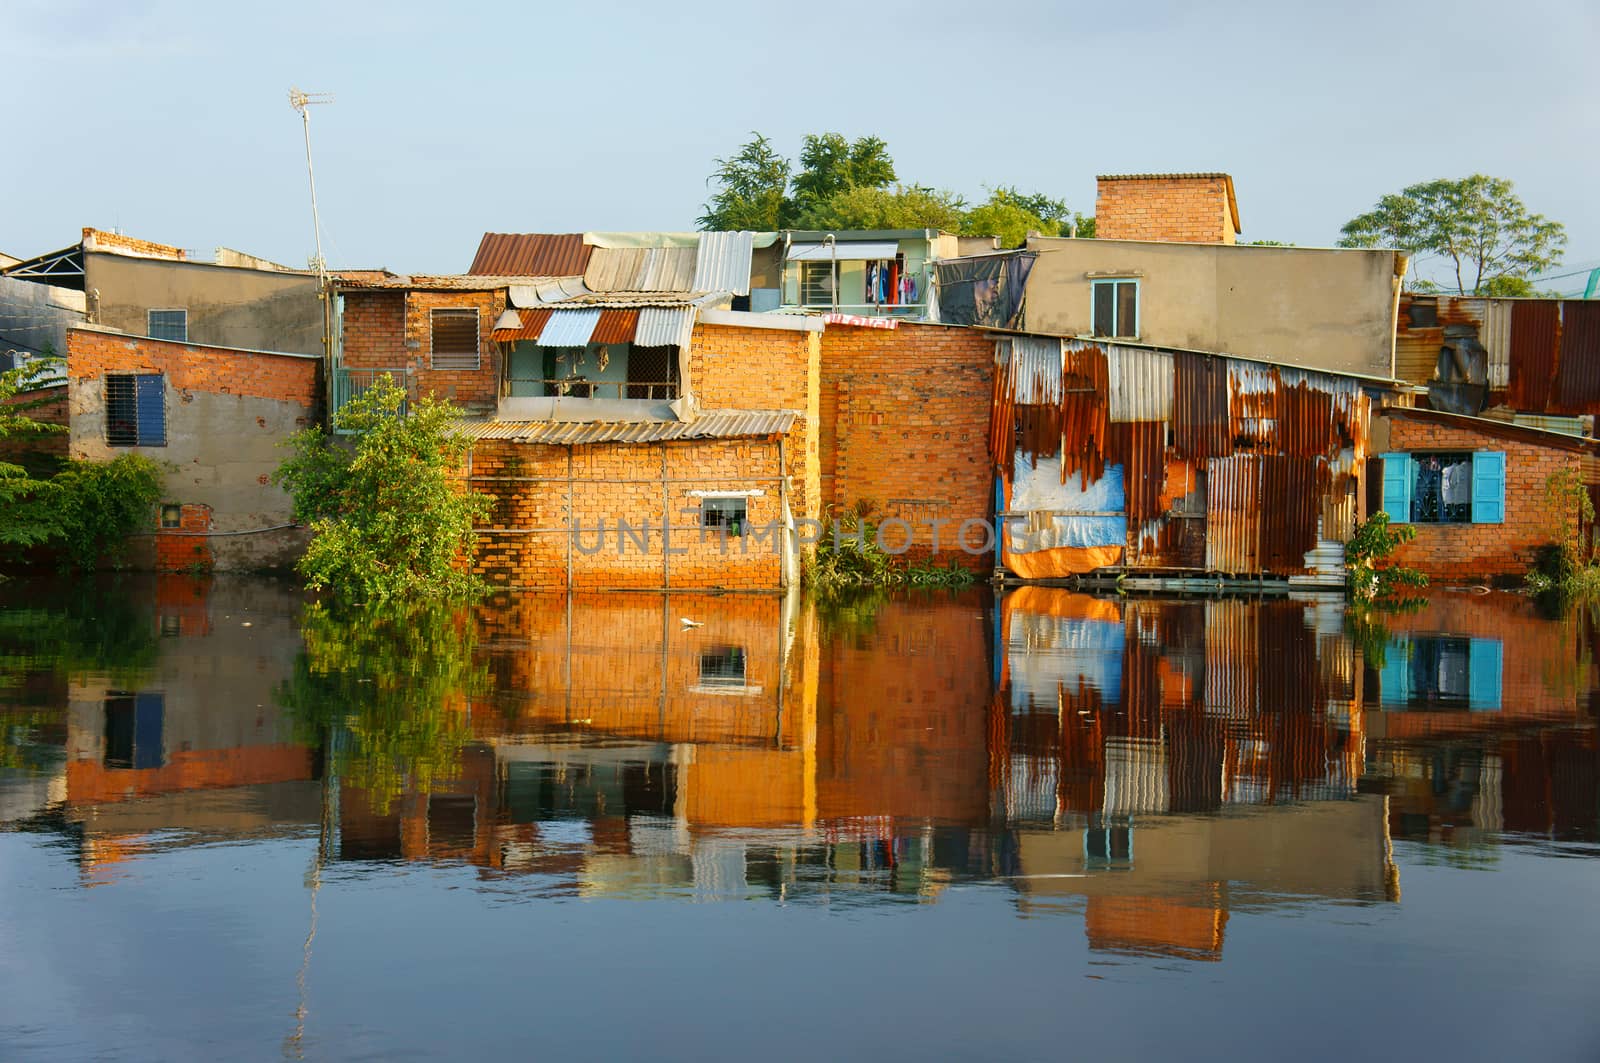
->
xmin=332 ymin=366 xmax=406 ymax=430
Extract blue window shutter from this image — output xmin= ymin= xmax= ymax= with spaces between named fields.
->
xmin=135 ymin=374 xmax=165 ymax=446
xmin=133 ymin=692 xmax=165 ymax=769
xmin=1467 ymin=639 xmax=1503 ymax=711
xmin=1378 ymin=638 xmax=1412 ymax=707
xmin=1380 ymin=453 xmax=1413 ymax=521
xmin=1471 ymin=450 xmax=1505 ymax=524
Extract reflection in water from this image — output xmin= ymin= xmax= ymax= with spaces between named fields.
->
xmin=1 ymin=577 xmax=1597 ymax=955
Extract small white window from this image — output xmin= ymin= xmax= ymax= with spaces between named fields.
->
xmin=430 ymin=308 xmax=480 ymax=371
xmin=147 ymin=309 xmax=187 ymax=342
xmin=800 ymin=262 xmax=835 ymax=307
xmin=1091 ymin=279 xmax=1138 ymax=339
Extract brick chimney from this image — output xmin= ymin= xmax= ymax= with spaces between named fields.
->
xmin=1093 ymin=173 xmax=1241 ymax=244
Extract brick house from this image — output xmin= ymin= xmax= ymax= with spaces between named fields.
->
xmin=1375 ymin=406 xmax=1599 ymax=581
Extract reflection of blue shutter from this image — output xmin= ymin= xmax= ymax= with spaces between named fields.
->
xmin=1468 ymin=639 xmax=1503 ymax=711
xmin=1380 ymin=453 xmax=1413 ymax=521
xmin=1471 ymin=450 xmax=1505 ymax=524
xmin=1378 ymin=638 xmax=1411 ymax=707
xmin=135 ymin=374 xmax=165 ymax=446
xmin=133 ymin=692 xmax=164 ymax=769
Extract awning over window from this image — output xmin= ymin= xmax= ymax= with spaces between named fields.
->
xmin=537 ymin=308 xmax=602 ymax=347
xmin=786 ymin=240 xmax=900 ymax=262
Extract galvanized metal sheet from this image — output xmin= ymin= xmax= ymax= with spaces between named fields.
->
xmin=457 ymin=409 xmax=797 ymax=445
xmin=469 ymin=233 xmax=591 ymax=276
xmin=1012 ymin=336 xmax=1063 ymax=405
xmin=1484 ymin=299 xmax=1512 ymax=390
xmin=635 ymin=307 xmax=694 ymax=349
xmin=1106 ymin=344 xmax=1173 ymax=423
xmin=583 ymin=246 xmax=698 ymax=292
xmin=786 ymin=240 xmax=899 ymax=262
xmin=537 ymin=308 xmax=601 ymax=347
xmin=693 ymin=231 xmax=754 ymax=295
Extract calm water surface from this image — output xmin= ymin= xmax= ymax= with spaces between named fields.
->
xmin=1 ymin=577 xmax=1598 ymax=1061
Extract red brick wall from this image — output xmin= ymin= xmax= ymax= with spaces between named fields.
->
xmin=1095 ymin=176 xmax=1236 ymax=244
xmin=155 ymin=503 xmax=215 ymax=573
xmin=820 ymin=322 xmax=996 ymax=567
xmin=407 ymin=290 xmax=504 ymax=413
xmin=67 ymin=329 xmax=321 ymax=406
xmin=0 ymin=383 xmax=68 ymax=468
xmin=1386 ymin=418 xmax=1577 ymax=581
xmin=339 ymin=290 xmax=406 ymax=370
xmin=467 ymin=437 xmax=791 ymax=589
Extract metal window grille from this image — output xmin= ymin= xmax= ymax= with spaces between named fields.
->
xmin=801 ymin=261 xmax=835 ymax=307
xmin=147 ymin=309 xmax=187 ymax=342
xmin=105 ymin=373 xmax=166 ymax=446
xmin=625 ymin=344 xmax=680 ymax=399
xmin=431 ymin=308 xmax=480 ymax=371
xmin=700 ymin=497 xmax=746 ymax=532
xmin=698 ymin=646 xmax=746 ymax=687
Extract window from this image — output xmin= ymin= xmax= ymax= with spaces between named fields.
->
xmin=430 ymin=308 xmax=480 ymax=371
xmin=104 ymin=692 xmax=164 ymax=770
xmin=147 ymin=308 xmax=187 ymax=342
xmin=1092 ymin=279 xmax=1138 ymax=338
xmin=105 ymin=373 xmax=166 ymax=446
xmin=701 ymin=497 xmax=747 ymax=534
xmin=1378 ymin=636 xmax=1503 ymax=711
xmin=1380 ymin=450 xmax=1504 ymax=525
xmin=1084 ymin=814 xmax=1132 ymax=868
xmin=800 ymin=261 xmax=835 ymax=307
xmin=699 ymin=646 xmax=747 ymax=688
xmin=160 ymin=504 xmax=182 ymax=529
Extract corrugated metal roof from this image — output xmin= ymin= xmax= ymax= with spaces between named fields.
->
xmin=636 ymin=307 xmax=695 ymax=348
xmin=787 ymin=240 xmax=900 ymax=262
xmin=336 ymin=273 xmax=518 ymax=290
xmin=469 ymin=233 xmax=592 ymax=276
xmin=584 ymin=246 xmax=698 ymax=292
xmin=537 ymin=308 xmax=601 ymax=347
xmin=456 ymin=409 xmax=797 ymax=444
xmin=1105 ymin=344 xmax=1174 ymax=422
xmin=693 ymin=231 xmax=754 ymax=295
xmin=508 ymin=279 xmax=723 ymax=311
xmin=590 ymin=309 xmax=639 ymax=344
xmin=490 ymin=308 xmax=552 ymax=342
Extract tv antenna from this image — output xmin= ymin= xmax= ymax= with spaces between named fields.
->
xmin=288 ymin=87 xmax=333 ymax=282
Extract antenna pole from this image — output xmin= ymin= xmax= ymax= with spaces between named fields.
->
xmin=288 ymin=88 xmax=333 ymax=282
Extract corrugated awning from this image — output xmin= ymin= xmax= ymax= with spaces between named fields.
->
xmin=537 ymin=308 xmax=602 ymax=347
xmin=456 ymin=409 xmax=798 ymax=445
xmin=591 ymin=309 xmax=639 ymax=344
xmin=635 ymin=307 xmax=694 ymax=349
xmin=490 ymin=308 xmax=552 ymax=342
xmin=787 ymin=240 xmax=899 ymax=262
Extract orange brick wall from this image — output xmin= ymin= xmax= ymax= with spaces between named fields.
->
xmin=67 ymin=328 xmax=321 ymax=406
xmin=468 ymin=437 xmax=792 ymax=589
xmin=339 ymin=290 xmax=406 ymax=369
xmin=1095 ymin=176 xmax=1236 ymax=244
xmin=0 ymin=383 xmax=68 ymax=467
xmin=1386 ymin=418 xmax=1577 ymax=581
xmin=154 ymin=503 xmax=216 ymax=573
xmin=407 ymin=290 xmax=504 ymax=413
xmin=820 ymin=323 xmax=996 ymax=567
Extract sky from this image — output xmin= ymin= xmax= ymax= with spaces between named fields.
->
xmin=4 ymin=0 xmax=1598 ymax=281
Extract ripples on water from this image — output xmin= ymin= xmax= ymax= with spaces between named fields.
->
xmin=1 ymin=576 xmax=1598 ymax=1060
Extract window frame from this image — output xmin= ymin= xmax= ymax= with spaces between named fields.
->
xmin=104 ymin=372 xmax=167 ymax=447
xmin=1090 ymin=278 xmax=1139 ymax=339
xmin=700 ymin=496 xmax=748 ymax=535
xmin=430 ymin=307 xmax=481 ymax=372
xmin=799 ymin=261 xmax=836 ymax=308
xmin=698 ymin=645 xmax=748 ymax=688
xmin=146 ymin=308 xmax=188 ymax=343
xmin=1407 ymin=450 xmax=1474 ymax=525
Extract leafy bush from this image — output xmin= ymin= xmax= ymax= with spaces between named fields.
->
xmin=52 ymin=455 xmax=165 ymax=570
xmin=804 ymin=505 xmax=977 ymax=595
xmin=1346 ymin=513 xmax=1427 ymax=603
xmin=274 ymin=376 xmax=490 ymax=601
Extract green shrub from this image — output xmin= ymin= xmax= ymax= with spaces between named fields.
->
xmin=804 ymin=505 xmax=977 ymax=596
xmin=1347 ymin=513 xmax=1427 ymax=603
xmin=52 ymin=455 xmax=165 ymax=570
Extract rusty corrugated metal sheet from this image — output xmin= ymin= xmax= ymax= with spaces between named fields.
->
xmin=584 ymin=246 xmax=698 ymax=292
xmin=589 ymin=309 xmax=639 ymax=345
xmin=1258 ymin=456 xmax=1322 ymax=575
xmin=469 ymin=233 xmax=592 ymax=277
xmin=1483 ymin=300 xmax=1512 ymax=390
xmin=1106 ymin=344 xmax=1174 ymax=422
xmin=489 ymin=307 xmax=552 ymax=342
xmin=1107 ymin=421 xmax=1165 ymax=524
xmin=456 ymin=409 xmax=796 ymax=444
xmin=692 ymin=231 xmax=754 ymax=295
xmin=1508 ymin=300 xmax=1562 ymax=410
xmin=1173 ymin=351 xmax=1229 ymax=460
xmin=1060 ymin=344 xmax=1110 ymax=486
xmin=1013 ymin=336 xmax=1063 ymax=405
xmin=1205 ymin=455 xmax=1259 ymax=574
xmin=1551 ymin=301 xmax=1600 ymax=414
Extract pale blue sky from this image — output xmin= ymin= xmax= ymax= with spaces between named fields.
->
xmin=5 ymin=0 xmax=1598 ymax=282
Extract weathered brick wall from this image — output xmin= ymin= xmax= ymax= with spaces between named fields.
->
xmin=819 ymin=323 xmax=996 ymax=567
xmin=406 ymin=290 xmax=504 ymax=413
xmin=0 ymin=384 xmax=69 ymax=470
xmin=1386 ymin=418 xmax=1576 ymax=581
xmin=1095 ymin=176 xmax=1236 ymax=244
xmin=68 ymin=328 xmax=321 ymax=407
xmin=467 ymin=437 xmax=791 ymax=589
xmin=339 ymin=290 xmax=406 ymax=369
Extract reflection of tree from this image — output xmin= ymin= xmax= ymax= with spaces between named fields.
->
xmin=279 ymin=600 xmax=489 ymax=814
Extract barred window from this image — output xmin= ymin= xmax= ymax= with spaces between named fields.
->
xmin=699 ymin=646 xmax=746 ymax=687
xmin=147 ymin=309 xmax=187 ymax=342
xmin=105 ymin=373 xmax=166 ymax=446
xmin=800 ymin=261 xmax=835 ymax=307
xmin=430 ymin=308 xmax=480 ymax=371
xmin=700 ymin=497 xmax=746 ymax=534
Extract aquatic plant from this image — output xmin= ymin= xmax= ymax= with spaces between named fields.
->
xmin=803 ymin=503 xmax=977 ymax=596
xmin=1346 ymin=513 xmax=1427 ymax=604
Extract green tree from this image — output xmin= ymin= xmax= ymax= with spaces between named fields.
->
xmin=1337 ymin=175 xmax=1566 ymax=294
xmin=273 ymin=375 xmax=490 ymax=601
xmin=0 ymin=359 xmax=66 ymax=549
xmin=697 ymin=133 xmax=792 ymax=231
xmin=962 ymin=187 xmax=1076 ymax=248
xmin=52 ymin=455 xmax=165 ymax=570
xmin=792 ymin=184 xmax=967 ymax=232
xmin=789 ymin=133 xmax=897 ymax=220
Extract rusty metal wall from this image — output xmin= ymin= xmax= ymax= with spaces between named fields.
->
xmin=1174 ymin=351 xmax=1230 ymax=459
xmin=1552 ymin=301 xmax=1600 ymax=414
xmin=1508 ymin=300 xmax=1562 ymax=411
xmin=1105 ymin=344 xmax=1174 ymax=423
xmin=1484 ymin=300 xmax=1512 ymax=390
xmin=1204 ymin=455 xmax=1260 ymax=574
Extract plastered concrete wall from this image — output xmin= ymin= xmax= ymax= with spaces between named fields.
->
xmin=1385 ymin=417 xmax=1577 ymax=581
xmin=67 ymin=328 xmax=318 ymax=572
xmin=819 ymin=322 xmax=995 ymax=567
xmin=86 ymin=253 xmax=323 ymax=355
xmin=0 ymin=275 xmax=85 ymax=364
xmin=1021 ymin=237 xmax=1399 ymax=378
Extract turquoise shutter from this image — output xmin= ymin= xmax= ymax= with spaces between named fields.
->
xmin=1378 ymin=638 xmax=1412 ymax=707
xmin=1468 ymin=639 xmax=1503 ymax=711
xmin=1380 ymin=453 xmax=1413 ymax=521
xmin=1471 ymin=450 xmax=1505 ymax=524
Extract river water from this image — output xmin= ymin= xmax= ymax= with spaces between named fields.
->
xmin=1 ymin=576 xmax=1597 ymax=1061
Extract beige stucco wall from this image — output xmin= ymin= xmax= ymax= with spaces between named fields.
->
xmin=1021 ymin=237 xmax=1400 ymax=377
xmin=86 ymin=252 xmax=323 ymax=355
